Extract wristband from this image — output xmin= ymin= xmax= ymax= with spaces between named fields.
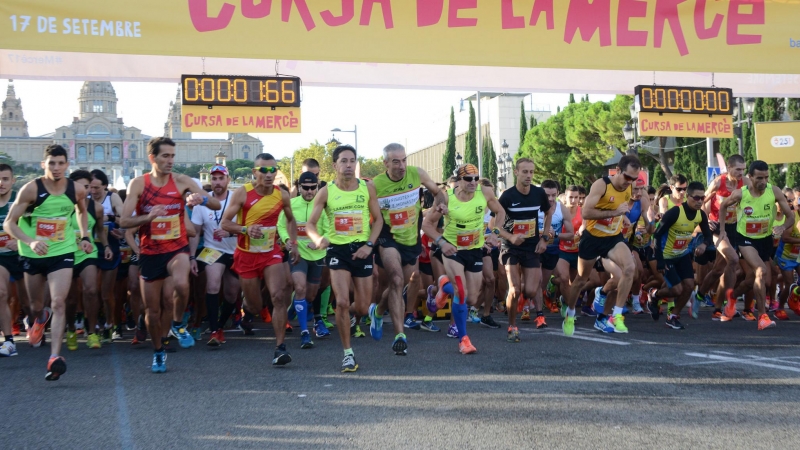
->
xmin=81 ymin=236 xmax=92 ymax=243
xmin=201 ymin=196 xmax=208 ymax=206
xmin=434 ymin=235 xmax=443 ymax=246
xmin=189 ymin=256 xmax=196 ymax=261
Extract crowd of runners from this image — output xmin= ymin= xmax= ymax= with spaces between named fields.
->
xmin=1 ymin=138 xmax=799 ymax=380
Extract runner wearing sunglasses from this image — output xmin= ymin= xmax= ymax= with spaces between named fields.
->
xmin=659 ymin=174 xmax=687 ymax=214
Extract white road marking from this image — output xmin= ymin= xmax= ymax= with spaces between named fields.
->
xmin=685 ymin=352 xmax=800 ymax=373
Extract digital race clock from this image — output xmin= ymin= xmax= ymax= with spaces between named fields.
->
xmin=634 ymin=85 xmax=732 ymax=115
xmin=181 ymin=75 xmax=301 ymax=107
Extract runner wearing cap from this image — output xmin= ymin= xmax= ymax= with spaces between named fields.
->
xmin=0 ymin=164 xmax=21 ymax=357
xmin=189 ymin=164 xmax=240 ymax=347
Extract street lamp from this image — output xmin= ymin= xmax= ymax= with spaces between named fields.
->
xmin=331 ymin=125 xmax=358 ymax=151
xmin=455 ymin=152 xmax=463 ymax=166
xmin=732 ymin=97 xmax=756 ymax=156
xmin=624 ymin=103 xmax=646 ymax=155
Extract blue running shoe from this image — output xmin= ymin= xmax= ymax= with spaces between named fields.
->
xmin=692 ymin=292 xmax=702 ymax=319
xmin=170 ymin=325 xmax=195 ymax=348
xmin=425 ymin=285 xmax=438 ymax=313
xmin=420 ymin=320 xmax=440 ymax=332
xmin=469 ymin=307 xmax=481 ymax=324
xmin=314 ymin=320 xmax=331 ymax=339
xmin=300 ymin=331 xmax=314 ymax=349
xmin=592 ymin=287 xmax=606 ymax=314
xmin=621 ymin=306 xmax=629 ymax=315
xmin=392 ymin=333 xmax=408 ymax=355
xmin=368 ymin=303 xmax=383 ymax=341
xmin=404 ymin=313 xmax=420 ymax=330
xmin=581 ymin=305 xmax=597 ymax=317
xmin=594 ymin=317 xmax=615 ymax=333
xmin=446 ymin=323 xmax=458 ymax=338
xmin=702 ymin=294 xmax=715 ymax=308
xmin=151 ymin=350 xmax=167 ymax=373
xmin=190 ymin=327 xmax=202 ymax=341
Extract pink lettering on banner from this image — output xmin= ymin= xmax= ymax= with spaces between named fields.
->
xmin=564 ymin=0 xmax=612 ymax=47
xmin=501 ymin=0 xmax=524 ymax=29
xmin=69 ymin=140 xmax=75 ymax=160
xmin=654 ymin=0 xmax=689 ymax=56
xmin=360 ymin=0 xmax=394 ymax=28
xmin=530 ymin=0 xmax=555 ymax=29
xmin=188 ymin=0 xmax=235 ymax=32
xmin=242 ymin=0 xmax=272 ymax=19
xmin=282 ymin=0 xmax=316 ymax=31
xmin=417 ymin=0 xmax=444 ymax=27
xmin=449 ymin=0 xmax=478 ymax=27
xmin=694 ymin=0 xmax=723 ymax=39
xmin=321 ymin=0 xmax=355 ymax=26
xmin=727 ymin=0 xmax=764 ymax=45
xmin=617 ymin=0 xmax=648 ymax=46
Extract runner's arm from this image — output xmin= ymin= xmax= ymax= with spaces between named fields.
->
xmin=220 ymin=187 xmax=246 ymax=235
xmin=698 ymin=210 xmax=713 ymax=247
xmin=305 ymin=186 xmax=328 ymax=248
xmin=94 ymin=201 xmax=109 ymax=247
xmin=184 ymin=213 xmax=196 ymax=238
xmin=188 ymin=209 xmax=202 ymax=256
xmin=640 ymin=192 xmax=656 ymax=234
xmin=783 ymin=218 xmax=800 ymax=244
xmin=277 ymin=209 xmax=288 ymax=244
xmin=108 ymin=191 xmax=124 ymax=224
xmin=581 ymin=179 xmax=624 ymax=220
xmin=280 ymin=189 xmax=298 ymax=245
xmin=74 ymin=182 xmax=90 ymax=240
xmin=366 ymin=181 xmax=383 ymax=245
xmin=559 ymin=206 xmax=574 ymax=241
xmin=702 ymin=177 xmax=721 ymax=211
xmin=3 ymin=181 xmax=38 ymax=246
xmin=775 ymin=185 xmax=796 ymax=235
xmin=124 ymin=229 xmax=140 ymax=255
xmin=120 ymin=178 xmax=154 ymax=229
xmin=419 ymin=168 xmax=447 ymax=211
xmin=653 ymin=206 xmax=680 ymax=267
xmin=177 ymin=174 xmax=221 ymax=210
xmin=421 ymin=203 xmax=445 ymax=243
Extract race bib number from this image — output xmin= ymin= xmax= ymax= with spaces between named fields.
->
xmin=561 ymin=237 xmax=579 ymax=251
xmin=389 ymin=206 xmax=417 ymax=231
xmin=512 ymin=219 xmax=536 ymax=238
xmin=35 ymin=217 xmax=68 ymax=242
xmin=197 ymin=247 xmax=223 ymax=265
xmin=592 ymin=216 xmax=622 ymax=235
xmin=0 ymin=232 xmax=11 ymax=252
xmin=297 ymin=222 xmax=308 ymax=239
xmin=95 ymin=224 xmax=109 ymax=243
xmin=724 ymin=207 xmax=737 ymax=224
xmin=334 ymin=211 xmax=363 ymax=236
xmin=672 ymin=238 xmax=689 ymax=250
xmin=745 ymin=218 xmax=768 ymax=236
xmin=151 ymin=215 xmax=181 ymax=240
xmin=250 ymin=226 xmax=277 ymax=252
xmin=120 ymin=246 xmax=132 ymax=264
xmin=789 ymin=244 xmax=800 ymax=258
xmin=456 ymin=229 xmax=480 ymax=250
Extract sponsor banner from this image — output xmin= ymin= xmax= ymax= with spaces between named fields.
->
xmin=123 ymin=140 xmax=129 ymax=159
xmin=755 ymin=121 xmax=800 ymax=165
xmin=637 ymin=112 xmax=733 ymax=138
xmin=69 ymin=139 xmax=74 ymax=160
xmin=181 ymin=105 xmax=301 ymax=133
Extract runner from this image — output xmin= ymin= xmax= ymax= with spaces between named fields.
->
xmin=649 ymin=181 xmax=714 ymax=330
xmin=719 ymin=160 xmax=795 ymax=330
xmin=372 ymin=143 xmax=447 ymax=355
xmin=775 ymin=188 xmax=800 ymax=318
xmin=120 ymin=137 xmax=221 ymax=373
xmin=189 ymin=164 xmax=240 ymax=347
xmin=305 ymin=145 xmax=384 ymax=372
xmin=0 ymin=164 xmax=21 ymax=357
xmin=537 ymin=180 xmax=571 ymax=323
xmin=220 ymin=153 xmax=299 ymax=365
xmin=291 ymin=158 xmax=328 ymax=197
xmin=422 ymin=164 xmax=505 ymax=352
xmin=624 ymin=174 xmax=655 ymax=315
xmin=658 ymin=174 xmax=687 ymax=214
xmin=556 ymin=185 xmax=582 ymax=314
xmin=561 ymin=155 xmax=642 ymax=336
xmin=3 ymin=145 xmax=94 ymax=380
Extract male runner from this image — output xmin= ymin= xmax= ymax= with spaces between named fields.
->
xmin=4 ymin=145 xmax=94 ymax=380
xmin=538 ymin=180 xmax=571 ymax=323
xmin=555 ymin=185 xmax=582 ymax=310
xmin=422 ymin=164 xmax=505 ymax=353
xmin=121 ymin=137 xmax=221 ymax=373
xmin=659 ymin=174 xmax=687 ymax=214
xmin=221 ymin=153 xmax=299 ymax=365
xmin=291 ymin=158 xmax=328 ymax=197
xmin=0 ymin=164 xmax=21 ymax=357
xmin=775 ymin=188 xmax=800 ymax=318
xmin=371 ymin=143 xmax=446 ymax=355
xmin=278 ymin=171 xmax=330 ymax=348
xmin=561 ymin=155 xmax=642 ymax=336
xmin=719 ymin=160 xmax=795 ymax=330
xmin=306 ymin=145 xmax=383 ymax=372
xmin=189 ymin=164 xmax=240 ymax=347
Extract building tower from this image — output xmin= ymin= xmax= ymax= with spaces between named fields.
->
xmin=165 ymin=85 xmax=191 ymax=140
xmin=78 ymin=81 xmax=118 ymax=121
xmin=1 ymin=80 xmax=29 ymax=137
xmin=215 ymin=150 xmax=227 ymax=166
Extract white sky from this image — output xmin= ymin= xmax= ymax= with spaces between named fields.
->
xmin=6 ymin=79 xmax=613 ymax=160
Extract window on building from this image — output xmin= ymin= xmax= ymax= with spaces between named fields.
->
xmin=93 ymin=100 xmax=103 ymax=113
xmin=111 ymin=146 xmax=121 ymax=161
xmin=88 ymin=124 xmax=109 ymax=135
xmin=131 ymin=133 xmax=134 ymax=139
xmin=78 ymin=146 xmax=87 ymax=162
xmin=8 ymin=112 xmax=12 ymax=119
xmin=93 ymin=145 xmax=105 ymax=162
xmin=62 ymin=132 xmax=66 ymax=139
xmin=129 ymin=144 xmax=137 ymax=160
xmin=130 ymin=150 xmax=137 ymax=160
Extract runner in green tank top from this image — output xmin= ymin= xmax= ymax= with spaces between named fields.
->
xmin=719 ymin=160 xmax=795 ymax=330
xmin=422 ymin=164 xmax=506 ymax=355
xmin=371 ymin=143 xmax=448 ymax=355
xmin=0 ymin=164 xmax=21 ymax=357
xmin=3 ymin=145 xmax=94 ymax=381
xmin=658 ymin=174 xmax=687 ymax=215
xmin=306 ymin=145 xmax=383 ymax=373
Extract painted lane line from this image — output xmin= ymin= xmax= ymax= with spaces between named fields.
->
xmin=685 ymin=352 xmax=800 ymax=373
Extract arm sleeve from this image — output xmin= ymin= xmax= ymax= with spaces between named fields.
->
xmin=699 ymin=211 xmax=713 ymax=247
xmin=539 ymin=190 xmax=551 ymax=213
xmin=653 ymin=207 xmax=680 ymax=265
xmin=277 ymin=210 xmax=288 ymax=243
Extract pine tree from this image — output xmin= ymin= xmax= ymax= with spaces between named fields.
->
xmin=530 ymin=115 xmax=537 ymax=129
xmin=519 ymin=101 xmax=528 ymax=147
xmin=464 ymin=101 xmax=479 ymax=167
xmin=568 ymin=93 xmax=575 ymax=104
xmin=673 ymin=137 xmax=706 ymax=183
xmin=442 ymin=107 xmax=457 ymax=181
xmin=482 ymin=135 xmax=498 ymax=187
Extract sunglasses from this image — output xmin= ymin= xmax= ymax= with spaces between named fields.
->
xmin=461 ymin=176 xmax=479 ymax=182
xmin=300 ymin=184 xmax=317 ymax=191
xmin=255 ymin=166 xmax=277 ymax=174
xmin=622 ymin=173 xmax=638 ymax=182
xmin=674 ymin=187 xmax=687 ymax=192
xmin=689 ymin=195 xmax=704 ymax=201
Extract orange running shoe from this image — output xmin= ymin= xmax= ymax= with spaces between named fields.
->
xmin=534 ymin=315 xmax=548 ymax=329
xmin=434 ymin=275 xmax=452 ymax=310
xmin=285 ymin=322 xmax=293 ymax=333
xmin=758 ymin=313 xmax=776 ymax=330
xmin=711 ymin=311 xmax=723 ymax=321
xmin=11 ymin=323 xmax=20 ymax=336
xmin=217 ymin=329 xmax=227 ymax=344
xmin=29 ymin=308 xmax=52 ymax=348
xmin=741 ymin=311 xmax=756 ymax=321
xmin=521 ymin=309 xmax=531 ymax=321
xmin=459 ymin=335 xmax=477 ymax=354
xmin=788 ymin=285 xmax=800 ymax=315
xmin=722 ymin=289 xmax=737 ymax=321
xmin=774 ymin=310 xmax=789 ymax=321
xmin=207 ymin=330 xmax=221 ymax=347
xmin=518 ymin=294 xmax=527 ymax=313
xmin=45 ymin=356 xmax=66 ymax=381
xmin=261 ymin=307 xmax=272 ymax=324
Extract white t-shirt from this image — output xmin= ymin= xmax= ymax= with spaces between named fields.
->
xmin=191 ymin=191 xmax=236 ymax=254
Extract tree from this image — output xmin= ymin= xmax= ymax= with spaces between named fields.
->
xmin=519 ymin=101 xmax=528 ymax=147
xmin=464 ymin=101 xmax=478 ymax=167
xmin=568 ymin=93 xmax=575 ymax=104
xmin=529 ymin=115 xmax=537 ymax=130
xmin=442 ymin=106 xmax=457 ymax=181
xmin=358 ymin=157 xmax=384 ymax=179
xmin=481 ymin=135 xmax=497 ymax=187
xmin=786 ymin=98 xmax=800 ymax=188
xmin=672 ymin=137 xmax=706 ymax=183
xmin=172 ymin=164 xmax=205 ymax=179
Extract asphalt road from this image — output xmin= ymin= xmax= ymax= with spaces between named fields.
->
xmin=5 ymin=306 xmax=800 ymax=450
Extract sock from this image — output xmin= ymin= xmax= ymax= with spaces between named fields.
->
xmin=667 ymin=301 xmax=675 ymax=312
xmin=442 ymin=282 xmax=454 ymax=296
xmin=138 ymin=314 xmax=146 ymax=331
xmin=5 ymin=335 xmax=13 ymax=343
xmin=218 ymin=302 xmax=236 ymax=329
xmin=632 ymin=294 xmax=640 ymax=304
xmin=567 ymin=307 xmax=575 ymax=317
xmin=320 ymin=286 xmax=331 ymax=317
xmin=205 ymin=293 xmax=220 ymax=332
xmin=154 ymin=347 xmax=163 ymax=354
xmin=613 ymin=306 xmax=623 ymax=316
xmin=293 ymin=299 xmax=308 ymax=333
xmin=452 ymin=300 xmax=468 ymax=340
xmin=599 ymin=289 xmax=607 ymax=297
xmin=536 ymin=311 xmax=544 ymax=317
xmin=172 ymin=320 xmax=183 ymax=330
xmin=344 ymin=348 xmax=354 ymax=357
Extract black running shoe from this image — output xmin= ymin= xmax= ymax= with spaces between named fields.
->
xmin=665 ymin=316 xmax=685 ymax=330
xmin=392 ymin=334 xmax=408 ymax=356
xmin=647 ymin=289 xmax=660 ymax=322
xmin=240 ymin=317 xmax=255 ymax=336
xmin=480 ymin=315 xmax=500 ymax=329
xmin=272 ymin=344 xmax=292 ymax=366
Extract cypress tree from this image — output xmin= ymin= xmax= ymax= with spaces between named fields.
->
xmin=442 ymin=107 xmax=457 ymax=181
xmin=520 ymin=101 xmax=528 ymax=147
xmin=464 ymin=101 xmax=479 ymax=167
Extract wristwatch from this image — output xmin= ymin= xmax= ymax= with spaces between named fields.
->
xmin=365 ymin=241 xmax=374 ymax=248
xmin=492 ymin=227 xmax=501 ymax=236
xmin=541 ymin=234 xmax=550 ymax=243
xmin=241 ymin=226 xmax=247 ymax=235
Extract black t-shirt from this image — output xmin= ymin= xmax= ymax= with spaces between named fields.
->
xmin=498 ymin=185 xmax=551 ymax=250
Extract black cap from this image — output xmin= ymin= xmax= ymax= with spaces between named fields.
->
xmin=298 ymin=171 xmax=318 ymax=185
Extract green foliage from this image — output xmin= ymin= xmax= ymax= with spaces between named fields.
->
xmin=172 ymin=164 xmax=205 ymax=179
xmin=464 ymin=101 xmax=478 ymax=167
xmin=358 ymin=157 xmax=385 ymax=179
xmin=519 ymin=101 xmax=528 ymax=147
xmin=481 ymin=135 xmax=497 ymax=187
xmin=672 ymin=137 xmax=706 ymax=184
xmin=568 ymin=93 xmax=575 ymax=104
xmin=442 ymin=107 xmax=457 ymax=181
xmin=786 ymin=99 xmax=800 ymax=188
xmin=529 ymin=115 xmax=537 ymax=130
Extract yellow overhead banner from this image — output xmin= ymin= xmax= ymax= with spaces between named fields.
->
xmin=1 ymin=1 xmax=799 ymax=74
xmin=638 ymin=112 xmax=733 ymax=139
xmin=181 ymin=105 xmax=301 ymax=133
xmin=755 ymin=121 xmax=800 ymax=165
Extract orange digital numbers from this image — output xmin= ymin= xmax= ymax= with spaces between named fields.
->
xmin=635 ymin=85 xmax=732 ymax=115
xmin=181 ymin=75 xmax=301 ymax=107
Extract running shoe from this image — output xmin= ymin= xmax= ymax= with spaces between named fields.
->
xmin=101 ymin=327 xmax=112 ymax=344
xmin=520 ymin=309 xmax=531 ymax=321
xmin=434 ymin=275 xmax=452 ymax=311
xmin=314 ymin=320 xmax=331 ymax=338
xmin=507 ymin=326 xmax=520 ymax=343
xmin=632 ymin=300 xmax=644 ymax=315
xmin=353 ymin=325 xmax=365 ymax=338
xmin=767 ymin=297 xmax=778 ymax=312
xmin=711 ymin=311 xmax=723 ymax=321
xmin=425 ymin=285 xmax=438 ymax=314
xmin=480 ymin=315 xmax=500 ymax=329
xmin=66 ymin=331 xmax=78 ymax=351
xmin=757 ymin=313 xmax=776 ymax=330
xmin=392 ymin=333 xmax=408 ymax=356
xmin=341 ymin=354 xmax=358 ymax=372
xmin=702 ymin=294 xmax=715 ymax=308
xmin=560 ymin=302 xmax=569 ymax=318
xmin=609 ymin=314 xmax=628 ymax=333
xmin=581 ymin=305 xmax=597 ymax=317
xmin=272 ymin=344 xmax=292 ymax=365
xmin=368 ymin=303 xmax=383 ymax=341
xmin=285 ymin=322 xmax=293 ymax=333
xmin=788 ymin=284 xmax=800 ymax=314
xmin=594 ymin=317 xmax=615 ymax=333
xmin=239 ymin=317 xmax=255 ymax=335
xmin=534 ymin=315 xmax=548 ymax=329
xmin=151 ymin=350 xmax=166 ymax=373
xmin=562 ymin=316 xmax=575 ymax=336
xmin=547 ymin=297 xmax=560 ymax=314
xmin=0 ymin=340 xmax=17 ymax=357
xmin=112 ymin=327 xmax=123 ymax=341
xmin=45 ymin=356 xmax=66 ymax=381
xmin=207 ymin=330 xmax=221 ymax=347
xmin=722 ymin=289 xmax=737 ymax=321
xmin=11 ymin=323 xmax=20 ymax=336
xmin=300 ymin=331 xmax=314 ymax=349
xmin=169 ymin=325 xmax=196 ymax=348
xmin=592 ymin=287 xmax=606 ymax=314
xmin=665 ymin=316 xmax=685 ymax=330
xmin=647 ymin=288 xmax=660 ymax=321
xmin=420 ymin=319 xmax=440 ymax=332
xmin=404 ymin=313 xmax=420 ymax=330
xmin=126 ymin=313 xmax=136 ymax=331
xmin=133 ymin=328 xmax=147 ymax=345
xmin=162 ymin=338 xmax=176 ymax=353
xmin=190 ymin=327 xmax=202 ymax=341
xmin=86 ymin=333 xmax=101 ymax=349
xmin=29 ymin=307 xmax=52 ymax=348
xmin=691 ymin=293 xmax=701 ymax=319
xmin=741 ymin=310 xmax=756 ymax=321
xmin=774 ymin=310 xmax=789 ymax=321
xmin=261 ymin=307 xmax=272 ymax=324
xmin=75 ymin=316 xmax=85 ymax=335
xmin=469 ymin=307 xmax=481 ymax=324
xmin=459 ymin=335 xmax=477 ymax=354
xmin=217 ymin=329 xmax=227 ymax=344
xmin=446 ymin=323 xmax=458 ymax=338
xmin=321 ymin=318 xmax=335 ymax=329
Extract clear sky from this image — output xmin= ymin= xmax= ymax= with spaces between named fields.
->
xmin=6 ymin=79 xmax=613 ymax=160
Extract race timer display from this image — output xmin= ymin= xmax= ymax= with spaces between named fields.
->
xmin=181 ymin=75 xmax=301 ymax=107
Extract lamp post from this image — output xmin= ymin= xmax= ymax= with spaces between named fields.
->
xmin=624 ymin=103 xmax=645 ymax=155
xmin=455 ymin=152 xmax=463 ymax=168
xmin=496 ymin=139 xmax=511 ymax=190
xmin=732 ymin=97 xmax=756 ymax=157
xmin=331 ymin=125 xmax=358 ymax=152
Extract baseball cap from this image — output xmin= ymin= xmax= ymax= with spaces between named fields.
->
xmin=298 ymin=171 xmax=318 ymax=185
xmin=635 ymin=171 xmax=647 ymax=187
xmin=210 ymin=164 xmax=228 ymax=176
